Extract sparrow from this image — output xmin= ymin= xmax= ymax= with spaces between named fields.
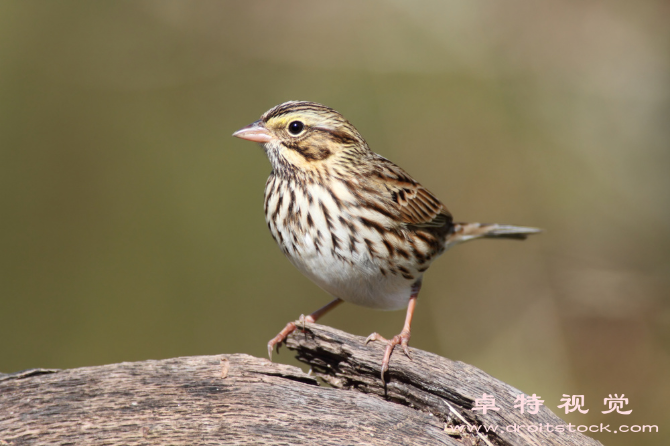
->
xmin=233 ymin=101 xmax=540 ymax=379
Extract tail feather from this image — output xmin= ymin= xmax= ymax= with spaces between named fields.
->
xmin=446 ymin=222 xmax=542 ymax=247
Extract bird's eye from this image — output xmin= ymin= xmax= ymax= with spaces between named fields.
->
xmin=288 ymin=121 xmax=304 ymax=135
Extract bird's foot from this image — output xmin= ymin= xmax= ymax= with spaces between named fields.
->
xmin=365 ymin=329 xmax=412 ymax=380
xmin=267 ymin=314 xmax=314 ymax=361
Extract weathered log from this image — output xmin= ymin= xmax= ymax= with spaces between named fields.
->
xmin=285 ymin=323 xmax=604 ymax=446
xmin=0 ymin=323 xmax=601 ymax=445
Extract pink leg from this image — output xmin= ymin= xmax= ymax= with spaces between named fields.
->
xmin=267 ymin=298 xmax=343 ymax=360
xmin=366 ymin=283 xmax=421 ymax=380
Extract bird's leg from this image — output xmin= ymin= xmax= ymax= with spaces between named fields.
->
xmin=366 ymin=282 xmax=421 ymax=380
xmin=267 ymin=298 xmax=343 ymax=360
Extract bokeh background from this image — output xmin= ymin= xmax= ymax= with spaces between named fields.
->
xmin=1 ymin=1 xmax=668 ymax=444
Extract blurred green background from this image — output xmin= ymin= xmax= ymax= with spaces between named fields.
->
xmin=1 ymin=1 xmax=668 ymax=444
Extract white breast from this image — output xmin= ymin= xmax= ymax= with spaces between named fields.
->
xmin=288 ymin=231 xmax=415 ymax=311
xmin=264 ymin=176 xmax=422 ymax=311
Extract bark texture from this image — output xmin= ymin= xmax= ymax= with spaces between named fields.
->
xmin=0 ymin=323 xmax=602 ymax=446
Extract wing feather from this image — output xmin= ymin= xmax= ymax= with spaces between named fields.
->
xmin=368 ymin=156 xmax=452 ymax=231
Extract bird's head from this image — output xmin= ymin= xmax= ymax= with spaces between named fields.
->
xmin=233 ymin=101 xmax=369 ymax=177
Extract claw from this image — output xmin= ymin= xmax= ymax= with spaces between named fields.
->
xmin=267 ymin=337 xmax=283 ymax=362
xmin=365 ymin=330 xmax=412 ymax=381
xmin=265 ymin=299 xmax=344 ymax=363
xmin=365 ymin=332 xmax=388 ymax=344
xmin=401 ymin=344 xmax=412 ymax=360
xmin=267 ymin=321 xmax=298 ymax=362
xmin=298 ymin=314 xmax=310 ymax=337
xmin=365 ymin=294 xmax=418 ymax=381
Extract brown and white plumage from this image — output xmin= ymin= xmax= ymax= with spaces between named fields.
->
xmin=233 ymin=101 xmax=540 ymax=378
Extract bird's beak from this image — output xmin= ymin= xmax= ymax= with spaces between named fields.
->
xmin=232 ymin=120 xmax=273 ymax=143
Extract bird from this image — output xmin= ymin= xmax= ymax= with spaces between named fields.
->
xmin=233 ymin=101 xmax=540 ymax=379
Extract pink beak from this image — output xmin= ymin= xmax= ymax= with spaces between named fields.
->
xmin=232 ymin=121 xmax=273 ymax=143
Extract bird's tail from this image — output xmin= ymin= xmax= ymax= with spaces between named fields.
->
xmin=445 ymin=222 xmax=542 ymax=248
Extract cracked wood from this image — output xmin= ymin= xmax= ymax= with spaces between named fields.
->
xmin=0 ymin=324 xmax=602 ymax=446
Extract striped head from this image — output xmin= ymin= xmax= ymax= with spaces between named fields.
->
xmin=233 ymin=101 xmax=369 ymax=177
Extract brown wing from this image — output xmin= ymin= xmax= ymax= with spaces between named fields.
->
xmin=371 ymin=157 xmax=452 ymax=231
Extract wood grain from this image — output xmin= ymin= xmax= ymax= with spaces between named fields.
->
xmin=285 ymin=323 xmax=603 ymax=446
xmin=0 ymin=323 xmax=602 ymax=446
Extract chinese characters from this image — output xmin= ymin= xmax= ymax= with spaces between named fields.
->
xmin=470 ymin=393 xmax=632 ymax=415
